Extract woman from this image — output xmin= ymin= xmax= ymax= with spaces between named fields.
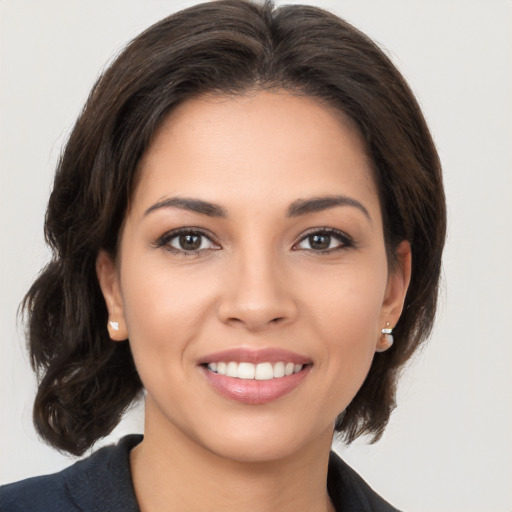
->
xmin=0 ymin=1 xmax=445 ymax=510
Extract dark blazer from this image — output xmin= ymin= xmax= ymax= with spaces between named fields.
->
xmin=0 ymin=435 xmax=400 ymax=511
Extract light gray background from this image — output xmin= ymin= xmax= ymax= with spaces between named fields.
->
xmin=1 ymin=1 xmax=511 ymax=511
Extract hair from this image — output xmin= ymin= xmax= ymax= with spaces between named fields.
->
xmin=23 ymin=0 xmax=446 ymax=456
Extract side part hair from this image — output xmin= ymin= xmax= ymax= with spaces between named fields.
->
xmin=23 ymin=0 xmax=446 ymax=455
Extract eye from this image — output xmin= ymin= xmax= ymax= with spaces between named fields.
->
xmin=155 ymin=229 xmax=220 ymax=255
xmin=294 ymin=228 xmax=353 ymax=253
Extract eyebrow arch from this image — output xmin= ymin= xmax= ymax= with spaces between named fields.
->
xmin=286 ymin=195 xmax=371 ymax=221
xmin=144 ymin=197 xmax=227 ymax=218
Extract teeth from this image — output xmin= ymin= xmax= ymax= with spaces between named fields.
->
xmin=207 ymin=361 xmax=304 ymax=380
xmin=273 ymin=361 xmax=285 ymax=378
xmin=255 ymin=362 xmax=273 ymax=380
xmin=238 ymin=362 xmax=255 ymax=379
xmin=226 ymin=361 xmax=238 ymax=377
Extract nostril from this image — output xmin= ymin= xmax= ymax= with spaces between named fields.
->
xmin=223 ymin=314 xmax=288 ymax=331
xmin=217 ymin=294 xmax=298 ymax=330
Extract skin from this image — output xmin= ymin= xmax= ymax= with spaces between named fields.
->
xmin=97 ymin=91 xmax=411 ymax=512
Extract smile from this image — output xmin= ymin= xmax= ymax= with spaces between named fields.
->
xmin=207 ymin=361 xmax=304 ymax=380
xmin=199 ymin=348 xmax=312 ymax=404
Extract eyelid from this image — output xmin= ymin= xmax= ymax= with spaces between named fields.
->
xmin=292 ymin=227 xmax=355 ymax=252
xmin=153 ymin=227 xmax=221 ymax=254
xmin=152 ymin=226 xmax=354 ymax=255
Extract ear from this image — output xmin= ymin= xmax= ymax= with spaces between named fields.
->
xmin=96 ymin=250 xmax=128 ymax=341
xmin=377 ymin=241 xmax=412 ymax=352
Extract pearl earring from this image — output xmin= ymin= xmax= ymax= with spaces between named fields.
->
xmin=109 ymin=320 xmax=119 ymax=331
xmin=377 ymin=322 xmax=394 ymax=352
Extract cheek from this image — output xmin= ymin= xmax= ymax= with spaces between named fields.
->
xmin=302 ymin=256 xmax=388 ymax=390
xmin=304 ymin=256 xmax=388 ymax=338
xmin=120 ymin=261 xmax=208 ymax=361
xmin=310 ymin=295 xmax=382 ymax=417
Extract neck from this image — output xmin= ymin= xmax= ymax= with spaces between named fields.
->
xmin=130 ymin=404 xmax=335 ymax=512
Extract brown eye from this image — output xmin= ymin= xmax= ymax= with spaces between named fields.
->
xmin=178 ymin=233 xmax=202 ymax=251
xmin=295 ymin=229 xmax=352 ymax=253
xmin=308 ymin=234 xmax=331 ymax=250
xmin=160 ymin=230 xmax=219 ymax=254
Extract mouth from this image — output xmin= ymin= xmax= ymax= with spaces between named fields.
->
xmin=198 ymin=348 xmax=312 ymax=404
xmin=204 ymin=361 xmax=305 ymax=380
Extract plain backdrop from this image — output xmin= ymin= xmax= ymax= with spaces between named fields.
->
xmin=1 ymin=1 xmax=511 ymax=511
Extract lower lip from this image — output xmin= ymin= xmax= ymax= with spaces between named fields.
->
xmin=200 ymin=366 xmax=311 ymax=405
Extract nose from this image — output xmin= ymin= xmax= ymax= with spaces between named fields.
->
xmin=217 ymin=251 xmax=298 ymax=332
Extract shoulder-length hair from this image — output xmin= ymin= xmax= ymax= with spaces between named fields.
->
xmin=23 ymin=0 xmax=446 ymax=455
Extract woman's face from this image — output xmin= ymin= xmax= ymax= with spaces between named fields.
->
xmin=97 ymin=91 xmax=410 ymax=462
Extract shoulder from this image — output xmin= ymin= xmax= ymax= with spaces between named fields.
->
xmin=327 ymin=451 xmax=401 ymax=512
xmin=1 ymin=472 xmax=66 ymax=512
xmin=0 ymin=435 xmax=142 ymax=512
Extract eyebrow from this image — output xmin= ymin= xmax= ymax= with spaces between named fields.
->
xmin=144 ymin=194 xmax=371 ymax=222
xmin=286 ymin=195 xmax=371 ymax=221
xmin=144 ymin=197 xmax=227 ymax=217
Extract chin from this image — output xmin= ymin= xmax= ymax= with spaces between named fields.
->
xmin=192 ymin=414 xmax=334 ymax=464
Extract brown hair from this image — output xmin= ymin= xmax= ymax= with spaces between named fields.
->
xmin=23 ymin=0 xmax=446 ymax=455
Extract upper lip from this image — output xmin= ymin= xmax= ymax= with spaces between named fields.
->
xmin=198 ymin=347 xmax=312 ymax=365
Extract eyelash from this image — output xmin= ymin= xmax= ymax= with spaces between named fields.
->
xmin=293 ymin=227 xmax=355 ymax=254
xmin=153 ymin=227 xmax=355 ymax=256
xmin=153 ymin=228 xmax=220 ymax=256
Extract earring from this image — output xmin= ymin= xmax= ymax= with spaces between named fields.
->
xmin=377 ymin=322 xmax=394 ymax=352
xmin=109 ymin=320 xmax=119 ymax=331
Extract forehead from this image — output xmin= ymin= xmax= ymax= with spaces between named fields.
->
xmin=132 ymin=91 xmax=379 ymax=217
